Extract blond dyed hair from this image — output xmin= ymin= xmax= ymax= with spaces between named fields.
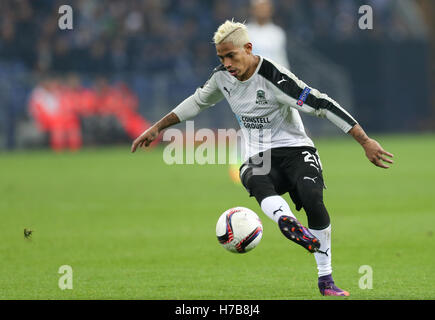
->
xmin=213 ymin=20 xmax=250 ymax=47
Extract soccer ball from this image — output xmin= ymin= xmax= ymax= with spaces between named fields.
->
xmin=216 ymin=207 xmax=263 ymax=253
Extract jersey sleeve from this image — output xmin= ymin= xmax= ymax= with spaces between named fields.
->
xmin=261 ymin=59 xmax=358 ymax=133
xmin=172 ymin=67 xmax=225 ymax=122
xmin=194 ymin=68 xmax=225 ymax=107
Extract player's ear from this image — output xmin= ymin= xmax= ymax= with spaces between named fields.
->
xmin=243 ymin=42 xmax=253 ymax=54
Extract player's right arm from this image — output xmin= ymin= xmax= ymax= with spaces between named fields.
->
xmin=131 ymin=111 xmax=180 ymax=152
xmin=131 ymin=67 xmax=224 ymax=153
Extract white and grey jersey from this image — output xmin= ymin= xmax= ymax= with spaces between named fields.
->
xmin=172 ymin=56 xmax=358 ymax=159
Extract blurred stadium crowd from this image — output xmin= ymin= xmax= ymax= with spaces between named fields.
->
xmin=0 ymin=0 xmax=434 ymax=150
xmin=1 ymin=0 xmax=431 ymax=75
xmin=27 ymin=75 xmax=152 ymax=151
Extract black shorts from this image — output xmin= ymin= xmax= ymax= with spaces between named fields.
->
xmin=239 ymin=146 xmax=325 ymax=210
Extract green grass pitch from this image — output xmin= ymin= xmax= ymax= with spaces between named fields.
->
xmin=1 ymin=133 xmax=434 ymax=300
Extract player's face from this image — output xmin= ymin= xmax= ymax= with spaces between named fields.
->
xmin=216 ymin=41 xmax=254 ymax=81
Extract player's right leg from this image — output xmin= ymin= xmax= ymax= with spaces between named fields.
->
xmin=277 ymin=215 xmax=320 ymax=253
xmin=239 ymin=161 xmax=320 ymax=253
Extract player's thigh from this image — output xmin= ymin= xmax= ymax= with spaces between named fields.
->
xmin=279 ymin=147 xmax=325 ymax=207
xmin=281 ymin=147 xmax=325 ymax=188
xmin=239 ymin=162 xmax=287 ymax=202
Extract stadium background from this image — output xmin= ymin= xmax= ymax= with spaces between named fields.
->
xmin=1 ymin=0 xmax=435 ymax=301
xmin=0 ymin=0 xmax=434 ymax=150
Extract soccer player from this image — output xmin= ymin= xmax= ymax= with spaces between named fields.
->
xmin=227 ymin=0 xmax=291 ymax=183
xmin=131 ymin=20 xmax=394 ymax=297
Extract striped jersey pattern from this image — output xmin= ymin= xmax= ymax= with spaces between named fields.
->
xmin=185 ymin=56 xmax=358 ymax=159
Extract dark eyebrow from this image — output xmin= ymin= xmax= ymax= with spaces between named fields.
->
xmin=217 ymin=52 xmax=235 ymax=60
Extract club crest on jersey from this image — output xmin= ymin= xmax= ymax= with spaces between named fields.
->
xmin=256 ymin=89 xmax=268 ymax=105
xmin=297 ymin=87 xmax=311 ymax=107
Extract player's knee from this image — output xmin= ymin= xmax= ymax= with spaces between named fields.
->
xmin=247 ymin=175 xmax=277 ymax=205
xmin=295 ymin=177 xmax=330 ymax=229
xmin=240 ymin=166 xmax=277 ymax=204
xmin=296 ymin=177 xmax=324 ymax=207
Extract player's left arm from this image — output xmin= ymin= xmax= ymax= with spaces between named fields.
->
xmin=265 ymin=62 xmax=358 ymax=132
xmin=294 ymin=86 xmax=395 ymax=169
xmin=348 ymin=124 xmax=394 ymax=169
xmin=267 ymin=64 xmax=394 ymax=168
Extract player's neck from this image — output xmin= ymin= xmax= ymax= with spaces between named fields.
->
xmin=238 ymin=55 xmax=260 ymax=81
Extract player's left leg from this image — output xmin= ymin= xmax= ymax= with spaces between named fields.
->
xmin=294 ymin=177 xmax=349 ymax=296
xmin=285 ymin=148 xmax=349 ymax=297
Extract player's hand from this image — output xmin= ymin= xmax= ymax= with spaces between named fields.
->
xmin=361 ymin=138 xmax=394 ymax=169
xmin=131 ymin=126 xmax=159 ymax=152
